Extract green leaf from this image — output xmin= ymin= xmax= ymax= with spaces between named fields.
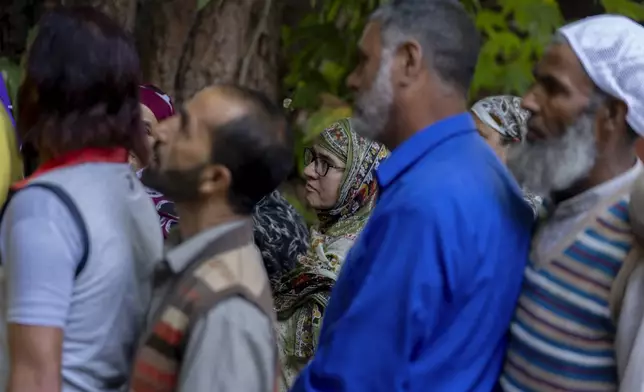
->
xmin=288 ymin=23 xmax=340 ymax=44
xmin=319 ymin=60 xmax=347 ymax=94
xmin=601 ymin=0 xmax=644 ymax=20
xmin=475 ymin=10 xmax=505 ymax=34
xmin=281 ymin=25 xmax=292 ymax=46
xmin=291 ymin=82 xmax=323 ymax=109
xmin=463 ymin=0 xmax=483 ymax=14
xmin=281 ymin=0 xmax=381 ymax=116
xmin=501 ymin=61 xmax=533 ymax=94
xmin=197 ymin=0 xmax=212 ymax=11
xmin=512 ymin=0 xmax=562 ymax=34
xmin=326 ymin=0 xmax=343 ymax=21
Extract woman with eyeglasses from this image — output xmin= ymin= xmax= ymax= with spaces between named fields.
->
xmin=273 ymin=118 xmax=388 ymax=390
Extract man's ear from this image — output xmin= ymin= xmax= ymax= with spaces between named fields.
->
xmin=391 ymin=39 xmax=423 ymax=87
xmin=199 ymin=164 xmax=230 ymax=196
xmin=602 ymin=99 xmax=628 ymax=141
xmin=607 ymin=99 xmax=628 ymax=130
xmin=595 ymin=98 xmax=629 ymax=148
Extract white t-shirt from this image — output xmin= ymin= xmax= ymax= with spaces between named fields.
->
xmin=0 ymin=163 xmax=163 ymax=391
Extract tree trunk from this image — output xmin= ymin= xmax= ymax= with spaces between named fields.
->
xmin=63 ymin=0 xmax=136 ymax=32
xmin=174 ymin=0 xmax=282 ymax=103
xmin=0 ymin=0 xmax=47 ymax=60
xmin=134 ymin=0 xmax=199 ymax=98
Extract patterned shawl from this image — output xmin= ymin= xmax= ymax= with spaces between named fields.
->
xmin=136 ymin=169 xmax=179 ymax=238
xmin=471 ymin=95 xmax=530 ymax=142
xmin=471 ymin=95 xmax=543 ymax=217
xmin=274 ymin=119 xmax=388 ymax=370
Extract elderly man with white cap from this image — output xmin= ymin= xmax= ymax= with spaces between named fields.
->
xmin=500 ymin=15 xmax=644 ymax=392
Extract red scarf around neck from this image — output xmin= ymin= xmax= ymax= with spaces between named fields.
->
xmin=12 ymin=147 xmax=128 ymax=191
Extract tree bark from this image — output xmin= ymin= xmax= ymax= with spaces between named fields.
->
xmin=134 ymin=0 xmax=199 ymax=98
xmin=174 ymin=0 xmax=282 ymax=103
xmin=62 ymin=0 xmax=136 ymax=31
xmin=0 ymin=0 xmax=47 ymax=60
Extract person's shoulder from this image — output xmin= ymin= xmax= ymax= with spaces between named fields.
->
xmin=255 ymin=189 xmax=291 ymax=211
xmin=380 ymin=170 xmax=472 ymax=217
xmin=254 ymin=191 xmax=306 ymax=227
xmin=252 ymin=190 xmax=309 ymax=255
xmin=379 ymin=171 xmax=521 ymax=229
xmin=395 ymin=152 xmax=481 ymax=191
xmin=202 ymin=296 xmax=272 ymax=339
xmin=4 ymin=185 xmax=74 ymax=224
xmin=1 ymin=186 xmax=84 ymax=262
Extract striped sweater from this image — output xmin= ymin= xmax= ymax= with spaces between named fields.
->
xmin=129 ymin=221 xmax=278 ymax=392
xmin=501 ymin=196 xmax=634 ymax=392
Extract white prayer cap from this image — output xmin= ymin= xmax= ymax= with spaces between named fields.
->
xmin=559 ymin=15 xmax=644 ymax=136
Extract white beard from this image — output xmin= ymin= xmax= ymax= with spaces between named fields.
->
xmin=351 ymin=49 xmax=395 ymax=141
xmin=507 ymin=111 xmax=597 ymax=198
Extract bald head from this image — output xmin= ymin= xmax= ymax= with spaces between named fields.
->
xmin=187 ymin=86 xmax=249 ymax=125
xmin=182 ymin=84 xmax=292 ymax=213
xmin=183 ymin=84 xmax=287 ymax=144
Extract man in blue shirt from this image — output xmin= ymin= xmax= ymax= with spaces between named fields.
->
xmin=292 ymin=1 xmax=534 ymax=391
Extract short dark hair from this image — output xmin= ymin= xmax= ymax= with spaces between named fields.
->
xmin=17 ymin=6 xmax=148 ymax=165
xmin=371 ymin=0 xmax=481 ymax=95
xmin=209 ymin=86 xmax=293 ymax=214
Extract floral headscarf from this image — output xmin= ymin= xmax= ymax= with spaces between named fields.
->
xmin=472 ymin=95 xmax=543 ymax=217
xmin=471 ymin=95 xmax=530 ymax=142
xmin=274 ymin=119 xmax=388 ymax=387
xmin=316 ymin=118 xmax=388 ymax=235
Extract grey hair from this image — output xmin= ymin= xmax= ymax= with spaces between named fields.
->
xmin=369 ymin=0 xmax=481 ymax=95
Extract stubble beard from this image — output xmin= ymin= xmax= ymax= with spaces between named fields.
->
xmin=140 ymin=165 xmax=205 ymax=203
xmin=351 ymin=48 xmax=395 ymax=142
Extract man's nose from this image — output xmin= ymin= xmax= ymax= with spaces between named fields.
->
xmin=346 ymin=69 xmax=359 ymax=92
xmin=521 ymin=88 xmax=540 ymax=115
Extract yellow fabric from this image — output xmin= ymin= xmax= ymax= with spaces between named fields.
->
xmin=0 ymin=106 xmax=22 ymax=205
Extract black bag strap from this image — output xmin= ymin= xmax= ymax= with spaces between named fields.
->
xmin=0 ymin=182 xmax=89 ymax=278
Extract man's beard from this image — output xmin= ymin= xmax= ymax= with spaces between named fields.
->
xmin=140 ymin=165 xmax=205 ymax=203
xmin=507 ymin=111 xmax=597 ymax=198
xmin=352 ymin=49 xmax=395 ymax=141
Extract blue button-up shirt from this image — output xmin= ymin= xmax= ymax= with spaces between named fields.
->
xmin=292 ymin=114 xmax=533 ymax=391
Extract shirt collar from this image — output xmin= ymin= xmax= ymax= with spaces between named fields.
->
xmin=165 ymin=219 xmax=246 ymax=273
xmin=376 ymin=113 xmax=476 ymax=189
xmin=550 ymin=159 xmax=643 ymax=221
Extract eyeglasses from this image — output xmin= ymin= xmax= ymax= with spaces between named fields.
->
xmin=303 ymin=147 xmax=344 ymax=177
